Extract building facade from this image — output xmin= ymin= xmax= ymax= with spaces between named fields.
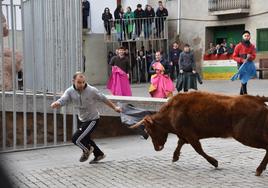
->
xmin=169 ymin=0 xmax=268 ymax=72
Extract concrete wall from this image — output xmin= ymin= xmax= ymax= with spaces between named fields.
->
xmin=88 ymin=0 xmax=117 ymax=33
xmin=179 ymin=0 xmax=268 ymax=51
xmin=83 ymin=33 xmax=108 ymax=85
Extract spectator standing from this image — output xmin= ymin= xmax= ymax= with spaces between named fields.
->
xmin=177 ymin=44 xmax=200 ymax=92
xmin=232 ymin=30 xmax=256 ymax=95
xmin=124 ymin=6 xmax=135 ymax=40
xmin=102 ymin=7 xmax=113 ymax=41
xmin=144 ymin=5 xmax=155 ymax=39
xmin=149 ymin=51 xmax=174 ymax=98
xmin=227 ymin=43 xmax=235 ymax=55
xmin=134 ymin=4 xmax=145 ymax=40
xmin=114 ymin=5 xmax=125 ymax=41
xmin=82 ymin=0 xmax=90 ymax=29
xmin=146 ymin=44 xmax=155 ymax=81
xmin=136 ymin=50 xmax=147 ymax=82
xmin=169 ymin=42 xmax=182 ymax=80
xmin=149 ymin=51 xmax=170 ymax=75
xmin=155 ymin=1 xmax=168 ymax=38
xmin=215 ymin=44 xmax=225 ymax=55
xmin=206 ymin=42 xmax=216 ymax=55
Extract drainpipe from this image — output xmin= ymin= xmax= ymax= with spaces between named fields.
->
xmin=177 ymin=0 xmax=181 ymax=35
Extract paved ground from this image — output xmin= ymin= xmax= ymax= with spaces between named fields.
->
xmin=1 ymin=80 xmax=268 ymax=187
xmin=2 ymin=135 xmax=268 ymax=187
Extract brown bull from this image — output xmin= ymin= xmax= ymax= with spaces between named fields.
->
xmin=131 ymin=91 xmax=268 ymax=176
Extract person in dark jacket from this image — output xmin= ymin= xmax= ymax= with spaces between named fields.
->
xmin=114 ymin=5 xmax=125 ymax=41
xmin=149 ymin=51 xmax=170 ymax=75
xmin=134 ymin=4 xmax=145 ymax=40
xmin=169 ymin=42 xmax=182 ymax=80
xmin=177 ymin=44 xmax=199 ymax=92
xmin=144 ymin=5 xmax=155 ymax=39
xmin=155 ymin=3 xmax=168 ymax=38
xmin=102 ymin=7 xmax=113 ymax=40
xmin=233 ymin=30 xmax=256 ymax=95
xmin=82 ymin=0 xmax=90 ymax=29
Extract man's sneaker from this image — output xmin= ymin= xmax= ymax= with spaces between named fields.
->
xmin=79 ymin=146 xmax=94 ymax=162
xmin=89 ymin=154 xmax=106 ymax=164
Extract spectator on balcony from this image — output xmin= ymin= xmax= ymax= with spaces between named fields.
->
xmin=215 ymin=44 xmax=225 ymax=55
xmin=144 ymin=5 xmax=155 ymax=39
xmin=114 ymin=5 xmax=125 ymax=41
xmin=206 ymin=42 xmax=216 ymax=55
xmin=82 ymin=0 xmax=90 ymax=29
xmin=155 ymin=2 xmax=168 ymax=38
xmin=124 ymin=6 xmax=134 ymax=40
xmin=227 ymin=42 xmax=235 ymax=55
xmin=134 ymin=4 xmax=145 ymax=40
xmin=102 ymin=7 xmax=113 ymax=41
xmin=169 ymin=42 xmax=182 ymax=81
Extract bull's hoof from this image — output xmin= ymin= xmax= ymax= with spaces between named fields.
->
xmin=172 ymin=156 xmax=179 ymax=162
xmin=255 ymin=170 xmax=262 ymax=176
xmin=210 ymin=159 xmax=218 ymax=168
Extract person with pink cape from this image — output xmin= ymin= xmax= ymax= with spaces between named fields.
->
xmin=149 ymin=51 xmax=174 ymax=98
xmin=107 ymin=47 xmax=132 ymax=96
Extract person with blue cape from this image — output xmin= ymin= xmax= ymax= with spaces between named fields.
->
xmin=231 ymin=30 xmax=257 ymax=95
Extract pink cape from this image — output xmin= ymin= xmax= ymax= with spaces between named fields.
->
xmin=107 ymin=66 xmax=132 ymax=96
xmin=149 ymin=62 xmax=174 ymax=98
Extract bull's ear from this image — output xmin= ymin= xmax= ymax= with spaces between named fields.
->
xmin=144 ymin=115 xmax=153 ymax=125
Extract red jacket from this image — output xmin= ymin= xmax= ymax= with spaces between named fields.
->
xmin=233 ymin=42 xmax=256 ymax=64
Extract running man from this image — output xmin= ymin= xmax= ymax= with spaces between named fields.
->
xmin=51 ymin=72 xmax=121 ymax=163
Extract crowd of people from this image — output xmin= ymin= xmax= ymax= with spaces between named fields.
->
xmin=106 ymin=42 xmax=202 ymax=98
xmin=206 ymin=39 xmax=236 ymax=57
xmin=102 ymin=1 xmax=168 ymax=41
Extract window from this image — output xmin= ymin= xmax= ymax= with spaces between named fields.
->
xmin=257 ymin=28 xmax=268 ymax=52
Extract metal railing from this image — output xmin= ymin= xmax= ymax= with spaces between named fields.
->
xmin=103 ymin=17 xmax=168 ymax=42
xmin=1 ymin=0 xmax=82 ymax=152
xmin=208 ymin=0 xmax=250 ymax=11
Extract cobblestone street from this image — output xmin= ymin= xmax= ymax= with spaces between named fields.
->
xmin=2 ymin=80 xmax=268 ymax=187
xmin=2 ymin=135 xmax=268 ymax=187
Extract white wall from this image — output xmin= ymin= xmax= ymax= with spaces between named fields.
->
xmin=89 ymin=0 xmax=117 ymax=33
xmin=122 ymin=0 xmax=148 ymax=11
xmin=89 ymin=0 xmax=150 ymax=34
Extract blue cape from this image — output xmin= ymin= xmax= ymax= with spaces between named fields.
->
xmin=231 ymin=61 xmax=257 ymax=84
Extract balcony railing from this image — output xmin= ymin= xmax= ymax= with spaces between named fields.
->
xmin=208 ymin=0 xmax=250 ymax=11
xmin=103 ymin=17 xmax=168 ymax=43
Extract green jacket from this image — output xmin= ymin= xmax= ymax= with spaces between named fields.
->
xmin=124 ymin=12 xmax=134 ymax=33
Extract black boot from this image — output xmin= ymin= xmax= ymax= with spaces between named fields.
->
xmin=242 ymin=83 xmax=247 ymax=95
xmin=240 ymin=83 xmax=247 ymax=95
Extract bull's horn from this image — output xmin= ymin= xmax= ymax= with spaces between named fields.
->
xmin=129 ymin=119 xmax=144 ymax=129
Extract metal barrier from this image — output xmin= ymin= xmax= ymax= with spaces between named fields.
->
xmin=0 ymin=0 xmax=82 ymax=152
xmin=208 ymin=0 xmax=250 ymax=11
xmin=103 ymin=17 xmax=168 ymax=43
